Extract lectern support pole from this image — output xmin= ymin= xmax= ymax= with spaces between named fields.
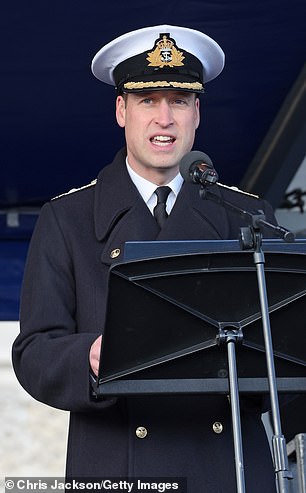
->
xmin=199 ymin=183 xmax=295 ymax=491
xmin=218 ymin=328 xmax=246 ymax=493
xmin=253 ymin=243 xmax=292 ymax=492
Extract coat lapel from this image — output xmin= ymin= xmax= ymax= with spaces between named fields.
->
xmin=94 ymin=149 xmax=160 ymax=264
xmin=155 ymin=182 xmax=230 ymax=241
xmin=94 ymin=149 xmax=230 ymax=265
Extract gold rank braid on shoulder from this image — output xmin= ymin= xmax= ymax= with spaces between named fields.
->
xmin=51 ymin=179 xmax=97 ymax=200
xmin=217 ymin=182 xmax=259 ymax=199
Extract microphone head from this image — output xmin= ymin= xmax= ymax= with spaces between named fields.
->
xmin=179 ymin=151 xmax=214 ymax=182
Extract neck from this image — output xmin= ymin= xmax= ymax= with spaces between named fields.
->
xmin=127 ymin=162 xmax=179 ymax=186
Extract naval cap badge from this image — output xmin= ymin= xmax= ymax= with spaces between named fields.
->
xmin=146 ymin=33 xmax=185 ymax=68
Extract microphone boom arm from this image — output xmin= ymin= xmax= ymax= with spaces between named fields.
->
xmin=199 ymin=185 xmax=295 ymax=245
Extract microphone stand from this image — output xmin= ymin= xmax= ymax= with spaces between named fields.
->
xmin=199 ymin=184 xmax=294 ymax=493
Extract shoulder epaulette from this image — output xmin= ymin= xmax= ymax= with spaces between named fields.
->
xmin=52 ymin=179 xmax=97 ymax=200
xmin=217 ymin=182 xmax=259 ymax=199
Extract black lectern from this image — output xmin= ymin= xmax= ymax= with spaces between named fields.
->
xmin=94 ymin=239 xmax=306 ymax=493
xmin=96 ymin=240 xmax=306 ymax=392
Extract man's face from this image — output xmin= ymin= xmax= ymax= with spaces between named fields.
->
xmin=116 ymin=90 xmax=200 ymax=183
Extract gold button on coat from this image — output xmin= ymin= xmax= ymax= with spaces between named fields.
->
xmin=135 ymin=426 xmax=148 ymax=439
xmin=110 ymin=248 xmax=121 ymax=259
xmin=212 ymin=422 xmax=223 ymax=434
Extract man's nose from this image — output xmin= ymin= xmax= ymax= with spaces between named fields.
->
xmin=155 ymin=100 xmax=174 ymax=127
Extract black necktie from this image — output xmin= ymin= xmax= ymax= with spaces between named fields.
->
xmin=153 ymin=186 xmax=171 ymax=228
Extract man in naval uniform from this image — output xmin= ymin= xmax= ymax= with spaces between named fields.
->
xmin=12 ymin=25 xmax=277 ymax=492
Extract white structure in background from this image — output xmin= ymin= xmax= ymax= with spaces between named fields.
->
xmin=0 ymin=322 xmax=69 ymax=480
xmin=275 ymin=155 xmax=306 ymax=237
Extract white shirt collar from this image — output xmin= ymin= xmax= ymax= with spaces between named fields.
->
xmin=126 ymin=159 xmax=183 ymax=214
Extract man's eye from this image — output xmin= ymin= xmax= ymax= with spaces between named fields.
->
xmin=142 ymin=98 xmax=153 ymax=104
xmin=174 ymin=99 xmax=187 ymax=105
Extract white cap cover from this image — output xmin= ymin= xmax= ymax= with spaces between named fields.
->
xmin=91 ymin=24 xmax=225 ymax=93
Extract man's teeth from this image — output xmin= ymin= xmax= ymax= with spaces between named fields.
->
xmin=151 ymin=136 xmax=174 ymax=146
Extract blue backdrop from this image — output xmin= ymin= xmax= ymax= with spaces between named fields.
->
xmin=1 ymin=0 xmax=305 ymax=319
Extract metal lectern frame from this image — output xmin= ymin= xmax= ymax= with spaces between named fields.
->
xmin=94 ymin=240 xmax=306 ymax=493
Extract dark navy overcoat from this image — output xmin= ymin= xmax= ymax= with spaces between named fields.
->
xmin=12 ymin=148 xmax=277 ymax=492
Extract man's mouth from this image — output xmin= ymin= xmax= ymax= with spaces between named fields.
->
xmin=150 ymin=135 xmax=175 ymax=147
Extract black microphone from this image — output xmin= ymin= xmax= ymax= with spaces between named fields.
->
xmin=179 ymin=150 xmax=218 ymax=185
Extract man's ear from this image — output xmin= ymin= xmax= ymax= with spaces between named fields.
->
xmin=195 ymin=97 xmax=200 ymax=130
xmin=116 ymin=95 xmax=126 ymax=128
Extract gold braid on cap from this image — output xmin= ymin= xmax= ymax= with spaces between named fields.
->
xmin=123 ymin=80 xmax=203 ymax=90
